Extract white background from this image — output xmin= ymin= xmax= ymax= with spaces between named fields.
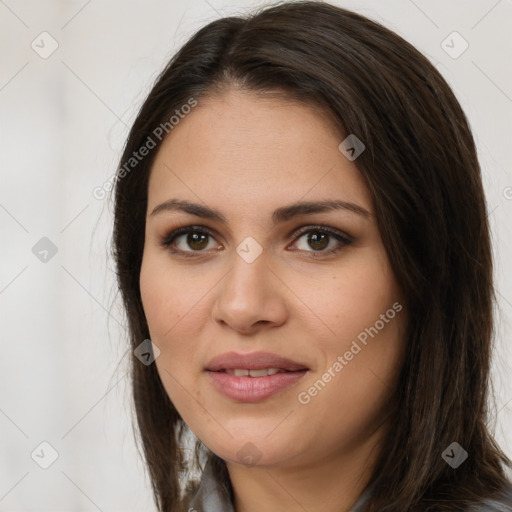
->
xmin=1 ymin=0 xmax=511 ymax=510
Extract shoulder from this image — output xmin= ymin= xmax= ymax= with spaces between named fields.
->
xmin=466 ymin=484 xmax=512 ymax=512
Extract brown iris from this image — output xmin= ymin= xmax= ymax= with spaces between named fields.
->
xmin=307 ymin=231 xmax=329 ymax=251
xmin=187 ymin=232 xmax=209 ymax=250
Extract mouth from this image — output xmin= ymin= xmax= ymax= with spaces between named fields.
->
xmin=205 ymin=351 xmax=309 ymax=372
xmin=222 ymin=368 xmax=298 ymax=376
xmin=205 ymin=351 xmax=309 ymax=402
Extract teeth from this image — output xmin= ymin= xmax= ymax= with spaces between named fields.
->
xmin=249 ymin=368 xmax=269 ymax=377
xmin=225 ymin=368 xmax=282 ymax=377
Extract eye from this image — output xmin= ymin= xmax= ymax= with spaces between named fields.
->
xmin=159 ymin=224 xmax=352 ymax=258
xmin=159 ymin=225 xmax=221 ymax=257
xmin=289 ymin=225 xmax=352 ymax=257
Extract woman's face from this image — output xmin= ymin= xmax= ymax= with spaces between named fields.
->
xmin=140 ymin=88 xmax=407 ymax=469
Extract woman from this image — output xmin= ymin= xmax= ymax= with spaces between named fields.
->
xmin=111 ymin=1 xmax=512 ymax=510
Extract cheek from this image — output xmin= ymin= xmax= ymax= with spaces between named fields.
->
xmin=294 ymin=306 xmax=405 ymax=457
xmin=140 ymin=255 xmax=204 ymax=411
xmin=294 ymin=251 xmax=400 ymax=348
xmin=140 ymin=263 xmax=170 ymax=338
xmin=140 ymin=253 xmax=196 ymax=338
xmin=139 ymin=252 xmax=209 ymax=382
xmin=292 ymin=251 xmax=405 ymax=414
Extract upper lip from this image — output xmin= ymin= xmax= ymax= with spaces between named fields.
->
xmin=205 ymin=351 xmax=309 ymax=372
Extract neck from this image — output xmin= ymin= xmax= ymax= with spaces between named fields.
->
xmin=225 ymin=432 xmax=384 ymax=512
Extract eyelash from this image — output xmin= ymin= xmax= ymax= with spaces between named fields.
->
xmin=158 ymin=224 xmax=353 ymax=259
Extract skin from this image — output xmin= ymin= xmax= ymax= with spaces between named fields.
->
xmin=139 ymin=88 xmax=408 ymax=512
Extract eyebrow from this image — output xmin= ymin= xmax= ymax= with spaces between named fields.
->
xmin=149 ymin=198 xmax=371 ymax=224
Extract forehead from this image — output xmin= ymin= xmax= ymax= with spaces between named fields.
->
xmin=147 ymin=89 xmax=372 ymax=214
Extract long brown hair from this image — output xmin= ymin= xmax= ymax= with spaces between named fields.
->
xmin=111 ymin=1 xmax=512 ymax=510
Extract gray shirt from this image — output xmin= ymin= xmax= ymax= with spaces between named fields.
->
xmin=188 ymin=459 xmax=512 ymax=511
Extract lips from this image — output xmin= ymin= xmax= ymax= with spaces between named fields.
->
xmin=205 ymin=351 xmax=308 ymax=372
xmin=205 ymin=351 xmax=309 ymax=402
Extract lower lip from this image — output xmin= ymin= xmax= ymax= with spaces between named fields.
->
xmin=206 ymin=370 xmax=308 ymax=402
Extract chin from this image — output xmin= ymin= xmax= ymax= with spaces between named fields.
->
xmin=210 ymin=443 xmax=282 ymax=468
xmin=198 ymin=429 xmax=302 ymax=469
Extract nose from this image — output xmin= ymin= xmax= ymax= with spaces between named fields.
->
xmin=211 ymin=248 xmax=288 ymax=335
